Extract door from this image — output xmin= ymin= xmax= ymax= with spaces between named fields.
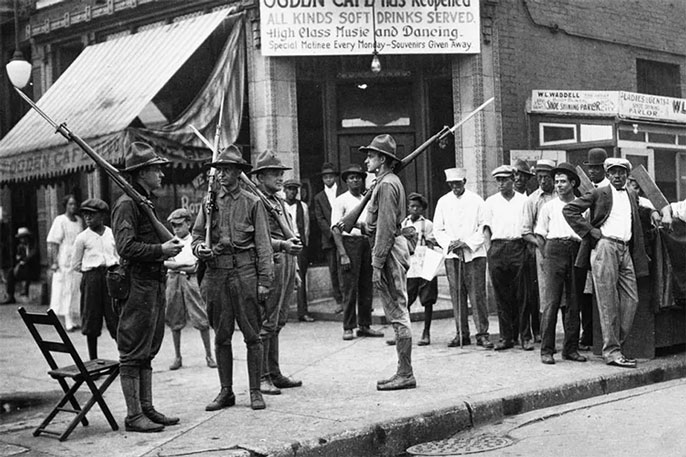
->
xmin=621 ymin=147 xmax=655 ymax=177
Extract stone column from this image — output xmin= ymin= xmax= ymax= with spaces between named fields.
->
xmin=245 ymin=16 xmax=300 ymax=180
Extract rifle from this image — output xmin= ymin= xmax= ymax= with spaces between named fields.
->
xmin=204 ymin=92 xmax=226 ymax=247
xmin=189 ymin=126 xmax=297 ymax=240
xmin=337 ymin=97 xmax=495 ymax=233
xmin=13 ymin=87 xmax=173 ymax=242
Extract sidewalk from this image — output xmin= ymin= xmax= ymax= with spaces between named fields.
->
xmin=1 ymin=300 xmax=685 ymax=457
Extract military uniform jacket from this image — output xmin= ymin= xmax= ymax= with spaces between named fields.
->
xmin=366 ymin=170 xmax=407 ymax=269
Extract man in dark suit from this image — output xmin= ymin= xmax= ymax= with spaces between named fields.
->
xmin=313 ymin=162 xmax=344 ymax=312
xmin=563 ymin=158 xmax=660 ymax=368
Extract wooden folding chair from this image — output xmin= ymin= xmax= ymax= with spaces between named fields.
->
xmin=17 ymin=307 xmax=120 ymax=441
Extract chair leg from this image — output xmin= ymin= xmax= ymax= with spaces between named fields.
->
xmin=60 ymin=370 xmax=119 ymax=441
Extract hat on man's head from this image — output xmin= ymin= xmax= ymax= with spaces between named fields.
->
xmin=15 ymin=227 xmax=31 ymax=238
xmin=492 ymin=165 xmax=515 ymax=178
xmin=123 ymin=142 xmax=169 ymax=173
xmin=584 ymin=148 xmax=608 ymax=166
xmin=80 ymin=198 xmax=109 ymax=213
xmin=551 ymin=162 xmax=580 ymax=188
xmin=535 ymin=159 xmax=556 ymax=172
xmin=359 ymin=134 xmax=400 ymax=162
xmin=283 ymin=179 xmax=302 ymax=188
xmin=444 ymin=167 xmax=467 ymax=182
xmin=341 ymin=163 xmax=367 ymax=181
xmin=604 ymin=157 xmax=632 ymax=172
xmin=250 ymin=150 xmax=292 ymax=175
xmin=208 ymin=144 xmax=251 ymax=171
xmin=167 ymin=208 xmax=191 ymax=223
xmin=320 ymin=162 xmax=339 ymax=176
xmin=408 ymin=192 xmax=428 ymax=209
xmin=512 ymin=159 xmax=534 ymax=176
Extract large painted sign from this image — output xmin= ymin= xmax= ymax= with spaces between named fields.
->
xmin=259 ymin=0 xmax=481 ymax=56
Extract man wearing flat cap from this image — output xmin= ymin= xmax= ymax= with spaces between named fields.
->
xmin=521 ymin=159 xmax=558 ymax=348
xmin=283 ymin=179 xmax=313 ymax=322
xmin=331 ymin=163 xmax=383 ymax=341
xmin=360 ymin=134 xmax=416 ymax=391
xmin=251 ymin=150 xmax=304 ymax=395
xmin=564 ymin=158 xmax=661 ymax=368
xmin=71 ymin=198 xmax=119 ymax=361
xmin=313 ymin=162 xmax=345 ymax=313
xmin=433 ymin=167 xmax=493 ymax=349
xmin=112 ymin=141 xmax=183 ymax=432
xmin=483 ymin=165 xmax=529 ymax=351
xmin=192 ymin=145 xmax=273 ymax=411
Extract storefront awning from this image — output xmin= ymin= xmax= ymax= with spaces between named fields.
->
xmin=0 ymin=8 xmax=245 ymax=184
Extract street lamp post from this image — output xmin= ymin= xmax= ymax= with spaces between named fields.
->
xmin=6 ymin=0 xmax=32 ymax=89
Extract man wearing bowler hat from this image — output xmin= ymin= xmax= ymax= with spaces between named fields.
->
xmin=512 ymin=158 xmax=534 ymax=195
xmin=313 ymin=162 xmax=345 ymax=313
xmin=252 ymin=151 xmax=304 ymax=395
xmin=359 ymin=134 xmax=416 ymax=391
xmin=112 ymin=141 xmax=183 ymax=432
xmin=283 ymin=179 xmax=313 ymax=322
xmin=192 ymin=145 xmax=273 ymax=411
xmin=564 ymin=158 xmax=660 ymax=368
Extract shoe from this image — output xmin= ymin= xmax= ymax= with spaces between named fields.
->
xmin=169 ymin=357 xmax=182 ymax=371
xmin=521 ymin=340 xmax=535 ymax=351
xmin=343 ymin=330 xmax=354 ymax=341
xmin=377 ymin=374 xmax=417 ymax=391
xmin=562 ymin=352 xmax=587 ymax=362
xmin=447 ymin=336 xmax=471 ymax=347
xmin=608 ymin=356 xmax=637 ymax=368
xmin=206 ymin=356 xmax=217 ymax=368
xmin=272 ymin=375 xmax=302 ymax=389
xmin=417 ymin=333 xmax=430 ymax=346
xmin=250 ymin=390 xmax=266 ymax=410
xmin=298 ymin=314 xmax=315 ymax=322
xmin=143 ymin=407 xmax=180 ymax=425
xmin=476 ymin=336 xmax=494 ymax=349
xmin=205 ymin=388 xmax=236 ymax=411
xmin=357 ymin=326 xmax=384 ymax=337
xmin=0 ymin=297 xmax=15 ymax=305
xmin=578 ymin=344 xmax=591 ymax=352
xmin=377 ymin=374 xmax=398 ymax=386
xmin=624 ymin=356 xmax=637 ymax=364
xmin=494 ymin=341 xmax=514 ymax=351
xmin=260 ymin=377 xmax=282 ymax=395
xmin=125 ymin=413 xmax=164 ymax=432
xmin=334 ymin=305 xmax=343 ymax=314
xmin=541 ymin=354 xmax=555 ymax=365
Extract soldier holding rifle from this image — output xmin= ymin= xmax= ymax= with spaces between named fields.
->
xmin=192 ymin=145 xmax=273 ymax=411
xmin=112 ymin=142 xmax=183 ymax=433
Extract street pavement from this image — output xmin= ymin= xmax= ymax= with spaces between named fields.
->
xmin=1 ymin=296 xmax=685 ymax=457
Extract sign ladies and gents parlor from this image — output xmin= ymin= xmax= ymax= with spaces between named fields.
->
xmin=259 ymin=0 xmax=480 ymax=56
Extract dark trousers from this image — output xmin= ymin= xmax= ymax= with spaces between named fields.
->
xmin=81 ymin=268 xmax=118 ymax=339
xmin=6 ymin=264 xmax=30 ymax=297
xmin=579 ymin=292 xmax=593 ymax=345
xmin=524 ymin=248 xmax=541 ymax=338
xmin=407 ymin=277 xmax=438 ymax=308
xmin=488 ymin=239 xmax=528 ymax=344
xmin=539 ymin=239 xmax=583 ymax=357
xmin=296 ymin=249 xmax=309 ymax=318
xmin=341 ymin=237 xmax=373 ymax=330
xmin=325 ymin=248 xmax=343 ymax=304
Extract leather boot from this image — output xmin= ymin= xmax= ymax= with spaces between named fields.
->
xmin=140 ymin=367 xmax=179 ymax=425
xmin=121 ymin=368 xmax=163 ymax=432
xmin=206 ymin=345 xmax=236 ymax=411
xmin=377 ymin=338 xmax=416 ymax=391
xmin=250 ymin=390 xmax=266 ymax=410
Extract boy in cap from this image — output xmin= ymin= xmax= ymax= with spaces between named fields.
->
xmin=164 ymin=208 xmax=216 ymax=371
xmin=564 ymin=158 xmax=660 ymax=368
xmin=1 ymin=227 xmax=37 ymax=304
xmin=71 ymin=198 xmax=119 ymax=360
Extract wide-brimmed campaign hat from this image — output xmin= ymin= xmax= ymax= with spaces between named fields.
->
xmin=341 ymin=163 xmax=367 ymax=181
xmin=604 ymin=157 xmax=632 ymax=172
xmin=123 ymin=142 xmax=169 ymax=173
xmin=80 ymin=198 xmax=109 ymax=213
xmin=15 ymin=227 xmax=31 ymax=238
xmin=492 ymin=165 xmax=515 ymax=178
xmin=512 ymin=159 xmax=534 ymax=176
xmin=584 ymin=148 xmax=608 ymax=166
xmin=407 ymin=192 xmax=428 ymax=209
xmin=250 ymin=150 xmax=291 ymax=175
xmin=551 ymin=162 xmax=580 ymax=187
xmin=207 ymin=144 xmax=251 ymax=171
xmin=319 ymin=162 xmax=339 ymax=176
xmin=359 ymin=134 xmax=400 ymax=162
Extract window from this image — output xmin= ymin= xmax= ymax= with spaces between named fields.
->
xmin=637 ymin=59 xmax=681 ymax=98
xmin=539 ymin=123 xmax=576 ymax=146
xmin=337 ymin=82 xmax=412 ymax=129
xmin=580 ymin=124 xmax=613 ymax=142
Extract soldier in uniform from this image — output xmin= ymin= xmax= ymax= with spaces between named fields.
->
xmin=192 ymin=145 xmax=273 ymax=411
xmin=359 ymin=134 xmax=416 ymax=391
xmin=112 ymin=142 xmax=183 ymax=433
xmin=252 ymin=151 xmax=304 ymax=395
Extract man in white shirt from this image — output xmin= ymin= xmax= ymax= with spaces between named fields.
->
xmin=284 ymin=180 xmax=313 ymax=322
xmin=331 ymin=163 xmax=383 ymax=340
xmin=483 ymin=165 xmax=529 ymax=351
xmin=71 ymin=198 xmax=119 ymax=360
xmin=534 ymin=163 xmax=587 ymax=365
xmin=433 ymin=168 xmax=493 ymax=349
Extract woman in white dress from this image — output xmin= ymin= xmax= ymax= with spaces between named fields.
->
xmin=47 ymin=194 xmax=84 ymax=331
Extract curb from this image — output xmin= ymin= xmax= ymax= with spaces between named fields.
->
xmin=266 ymin=355 xmax=686 ymax=457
